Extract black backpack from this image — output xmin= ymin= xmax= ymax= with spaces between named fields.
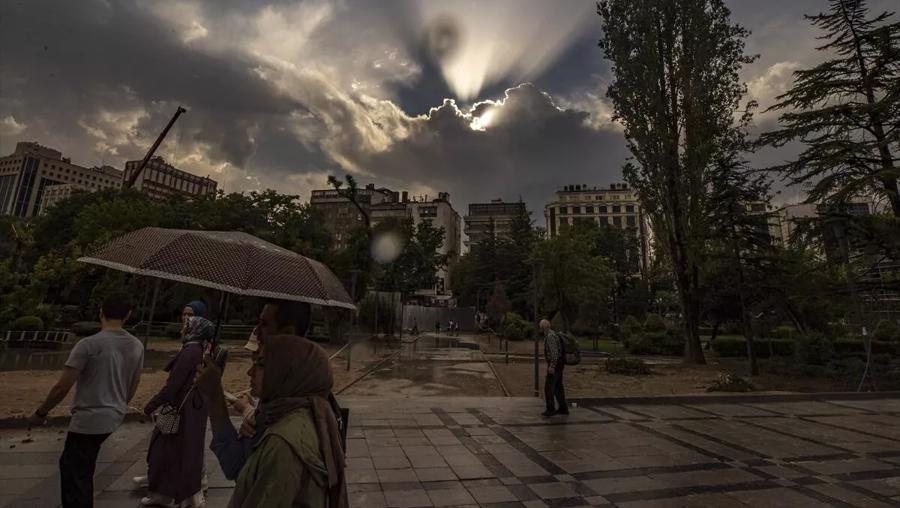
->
xmin=559 ymin=332 xmax=581 ymax=366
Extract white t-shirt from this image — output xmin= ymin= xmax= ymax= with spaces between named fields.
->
xmin=65 ymin=329 xmax=144 ymax=434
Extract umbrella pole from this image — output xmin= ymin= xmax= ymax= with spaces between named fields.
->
xmin=144 ymin=279 xmax=160 ymax=350
xmin=213 ymin=291 xmax=228 ymax=343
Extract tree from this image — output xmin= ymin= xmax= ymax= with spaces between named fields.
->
xmin=531 ymin=227 xmax=613 ymax=331
xmin=599 ymin=0 xmax=755 ymax=363
xmin=485 ymin=281 xmax=511 ymax=329
xmin=759 ymin=0 xmax=900 ymax=215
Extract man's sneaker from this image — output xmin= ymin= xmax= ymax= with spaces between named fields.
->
xmin=132 ymin=475 xmax=149 ymax=488
xmin=541 ymin=410 xmax=556 ymax=417
xmin=140 ymin=493 xmax=175 ymax=507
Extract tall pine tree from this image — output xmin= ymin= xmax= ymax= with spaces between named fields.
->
xmin=760 ymin=0 xmax=900 ymax=215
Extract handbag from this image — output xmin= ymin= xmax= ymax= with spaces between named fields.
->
xmin=152 ymin=387 xmax=194 ymax=434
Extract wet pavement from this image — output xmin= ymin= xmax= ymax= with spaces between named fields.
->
xmin=342 ymin=334 xmax=505 ymax=397
xmin=4 ymin=394 xmax=900 ymax=507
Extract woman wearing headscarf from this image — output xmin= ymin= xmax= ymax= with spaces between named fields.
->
xmin=227 ymin=334 xmax=348 ymax=508
xmin=141 ymin=316 xmax=215 ymax=507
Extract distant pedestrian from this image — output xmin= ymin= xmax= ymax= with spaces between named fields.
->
xmin=141 ymin=316 xmax=215 ymax=507
xmin=29 ymin=293 xmax=144 ymax=508
xmin=540 ymin=319 xmax=568 ymax=417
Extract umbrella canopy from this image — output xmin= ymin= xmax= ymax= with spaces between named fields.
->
xmin=78 ymin=227 xmax=354 ymax=310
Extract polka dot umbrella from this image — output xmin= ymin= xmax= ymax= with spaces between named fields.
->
xmin=77 ymin=227 xmax=355 ymax=310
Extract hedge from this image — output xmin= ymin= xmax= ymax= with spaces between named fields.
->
xmin=11 ymin=316 xmax=44 ymax=331
xmin=626 ymin=330 xmax=683 ymax=356
xmin=71 ymin=321 xmax=102 ymax=336
xmin=711 ymin=337 xmax=796 ymax=358
xmin=712 ymin=337 xmax=900 ymax=359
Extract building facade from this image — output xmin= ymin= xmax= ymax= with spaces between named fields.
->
xmin=543 ymin=183 xmax=651 ymax=273
xmin=310 ymin=184 xmax=399 ymax=250
xmin=463 ymin=199 xmax=527 ymax=249
xmin=365 ymin=190 xmax=462 ymax=297
xmin=121 ymin=156 xmax=217 ymax=201
xmin=0 ymin=142 xmax=123 ymax=217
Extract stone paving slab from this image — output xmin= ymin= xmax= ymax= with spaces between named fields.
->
xmin=3 ymin=395 xmax=900 ymax=506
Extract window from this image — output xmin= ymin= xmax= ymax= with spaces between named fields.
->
xmin=613 ymin=205 xmax=621 ymax=213
xmin=626 ymin=215 xmax=636 ymax=227
xmin=613 ymin=216 xmax=622 ymax=227
xmin=585 ymin=206 xmax=594 ymax=214
xmin=626 ymin=205 xmax=634 ymax=213
xmin=559 ymin=206 xmax=568 ymax=215
xmin=573 ymin=206 xmax=581 ymax=215
xmin=598 ymin=206 xmax=607 ymax=213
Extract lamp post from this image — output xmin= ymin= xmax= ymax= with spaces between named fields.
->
xmin=531 ymin=260 xmax=542 ymax=398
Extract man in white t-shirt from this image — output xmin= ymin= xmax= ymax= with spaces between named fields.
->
xmin=30 ymin=293 xmax=144 ymax=508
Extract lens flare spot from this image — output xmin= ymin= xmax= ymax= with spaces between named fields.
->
xmin=371 ymin=230 xmax=404 ymax=264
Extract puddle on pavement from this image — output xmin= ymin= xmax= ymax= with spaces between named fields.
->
xmin=0 ymin=349 xmax=175 ymax=372
xmin=345 ymin=334 xmax=503 ymax=397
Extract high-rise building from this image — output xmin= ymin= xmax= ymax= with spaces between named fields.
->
xmin=121 ymin=156 xmax=217 ymax=201
xmin=0 ymin=142 xmax=123 ymax=217
xmin=463 ymin=199 xmax=527 ymax=248
xmin=371 ymin=191 xmax=462 ymax=296
xmin=310 ymin=184 xmax=399 ymax=250
xmin=544 ymin=183 xmax=651 ymax=273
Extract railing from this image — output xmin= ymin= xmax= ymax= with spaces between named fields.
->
xmin=1 ymin=330 xmax=73 ymax=346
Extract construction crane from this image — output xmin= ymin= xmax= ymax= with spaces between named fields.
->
xmin=123 ymin=106 xmax=187 ymax=190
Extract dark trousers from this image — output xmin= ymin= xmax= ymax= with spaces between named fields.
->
xmin=60 ymin=431 xmax=110 ymax=508
xmin=544 ymin=361 xmax=567 ymax=412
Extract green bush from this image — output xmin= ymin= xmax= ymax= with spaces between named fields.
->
xmin=501 ymin=312 xmax=532 ymax=341
xmin=164 ymin=322 xmax=184 ymax=338
xmin=607 ymin=357 xmax=650 ymax=375
xmin=711 ymin=337 xmax=796 ymax=358
xmin=770 ymin=325 xmax=797 ymax=340
xmin=797 ymin=332 xmax=835 ymax=366
xmin=626 ymin=330 xmax=683 ymax=356
xmin=873 ymin=320 xmax=900 ymax=342
xmin=11 ymin=316 xmax=44 ymax=331
xmin=71 ymin=321 xmax=102 ymax=336
xmin=644 ymin=314 xmax=668 ymax=332
xmin=622 ymin=315 xmax=643 ymax=339
xmin=832 ymin=339 xmax=900 ymax=357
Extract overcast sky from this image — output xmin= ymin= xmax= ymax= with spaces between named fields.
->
xmin=1 ymin=0 xmax=897 ymax=215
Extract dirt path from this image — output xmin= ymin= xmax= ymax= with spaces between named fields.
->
xmin=0 ymin=338 xmax=391 ymax=421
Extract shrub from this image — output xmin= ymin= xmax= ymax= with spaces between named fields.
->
xmin=707 ymin=373 xmax=755 ymax=392
xmin=501 ymin=312 xmax=532 ymax=341
xmin=622 ymin=315 xmax=643 ymax=339
xmin=607 ymin=357 xmax=650 ymax=375
xmin=11 ymin=316 xmax=44 ymax=331
xmin=71 ymin=321 xmax=102 ymax=336
xmin=873 ymin=320 xmax=900 ymax=342
xmin=770 ymin=325 xmax=797 ymax=340
xmin=626 ymin=330 xmax=683 ymax=356
xmin=643 ymin=314 xmax=668 ymax=332
xmin=711 ymin=337 xmax=796 ymax=358
xmin=797 ymin=332 xmax=835 ymax=366
xmin=164 ymin=322 xmax=184 ymax=338
xmin=832 ymin=339 xmax=900 ymax=357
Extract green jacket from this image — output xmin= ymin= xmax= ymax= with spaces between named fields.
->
xmin=229 ymin=408 xmax=328 ymax=508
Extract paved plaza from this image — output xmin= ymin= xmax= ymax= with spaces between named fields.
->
xmin=3 ymin=394 xmax=900 ymax=507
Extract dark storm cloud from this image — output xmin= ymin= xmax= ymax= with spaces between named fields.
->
xmin=0 ymin=0 xmax=300 ymax=167
xmin=357 ymin=84 xmax=628 ymax=213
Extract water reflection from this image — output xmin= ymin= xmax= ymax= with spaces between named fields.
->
xmin=0 ymin=349 xmax=175 ymax=372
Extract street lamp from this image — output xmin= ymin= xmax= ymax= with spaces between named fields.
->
xmin=530 ymin=259 xmax=543 ymax=398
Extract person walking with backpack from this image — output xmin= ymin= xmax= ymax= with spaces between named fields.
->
xmin=29 ymin=293 xmax=144 ymax=508
xmin=540 ymin=319 xmax=568 ymax=417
